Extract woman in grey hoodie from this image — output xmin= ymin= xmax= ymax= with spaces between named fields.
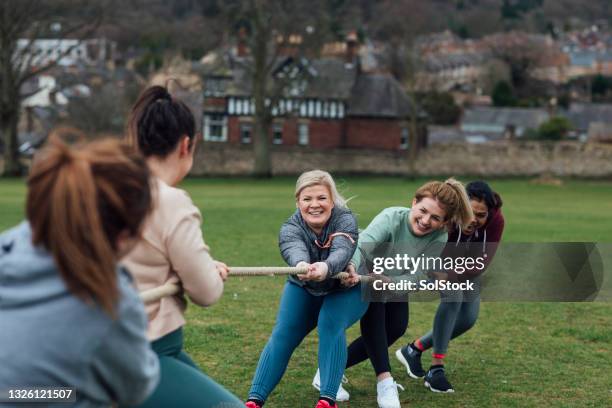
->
xmin=0 ymin=136 xmax=159 ymax=407
xmin=246 ymin=170 xmax=368 ymax=408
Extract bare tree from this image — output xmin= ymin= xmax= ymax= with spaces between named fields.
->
xmin=484 ymin=32 xmax=552 ymax=90
xmin=369 ymin=0 xmax=433 ymax=178
xmin=0 ymin=0 xmax=105 ymax=176
xmin=223 ymin=0 xmax=329 ymax=177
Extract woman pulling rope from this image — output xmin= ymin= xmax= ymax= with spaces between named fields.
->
xmin=121 ymin=85 xmax=242 ymax=408
xmin=244 ymin=170 xmax=368 ymax=408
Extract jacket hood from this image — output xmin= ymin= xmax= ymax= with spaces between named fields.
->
xmin=0 ymin=222 xmax=68 ymax=308
xmin=484 ymin=207 xmax=502 ymax=230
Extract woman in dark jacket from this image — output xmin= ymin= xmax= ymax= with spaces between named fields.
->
xmin=246 ymin=170 xmax=368 ymax=408
xmin=396 ymin=181 xmax=505 ymax=393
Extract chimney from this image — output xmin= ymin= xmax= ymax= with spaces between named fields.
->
xmin=345 ymin=31 xmax=359 ymax=66
xmin=237 ymin=26 xmax=248 ymax=57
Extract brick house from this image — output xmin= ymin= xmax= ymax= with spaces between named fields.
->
xmin=198 ymin=46 xmax=423 ymax=152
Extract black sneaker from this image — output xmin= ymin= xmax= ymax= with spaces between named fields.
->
xmin=424 ymin=366 xmax=455 ymax=393
xmin=395 ymin=345 xmax=426 ymax=379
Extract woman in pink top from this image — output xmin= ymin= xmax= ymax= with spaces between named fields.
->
xmin=122 ymin=85 xmax=242 ymax=408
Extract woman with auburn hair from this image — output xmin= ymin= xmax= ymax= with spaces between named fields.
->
xmin=245 ymin=170 xmax=368 ymax=408
xmin=0 ymin=136 xmax=159 ymax=407
xmin=396 ymin=180 xmax=504 ymax=393
xmin=123 ymin=85 xmax=242 ymax=407
xmin=338 ymin=178 xmax=473 ymax=408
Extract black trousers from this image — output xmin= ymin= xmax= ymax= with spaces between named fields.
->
xmin=345 ymin=301 xmax=409 ymax=375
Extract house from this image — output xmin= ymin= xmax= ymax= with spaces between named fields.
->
xmin=16 ymin=38 xmax=117 ymax=68
xmin=417 ymin=53 xmax=487 ymax=92
xmin=559 ymin=26 xmax=612 ymax=79
xmin=414 ymin=31 xmax=490 ymax=92
xmin=562 ymin=103 xmax=612 ymax=140
xmin=461 ymin=107 xmax=550 ymax=140
xmin=564 ymin=50 xmax=612 ymax=79
xmin=198 ymin=40 xmax=421 ymax=152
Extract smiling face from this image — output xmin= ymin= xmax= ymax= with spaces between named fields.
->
xmin=297 ymin=184 xmax=334 ymax=234
xmin=410 ymin=196 xmax=447 ymax=236
xmin=463 ymin=198 xmax=488 ymax=235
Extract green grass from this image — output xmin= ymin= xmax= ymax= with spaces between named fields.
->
xmin=1 ymin=177 xmax=611 ymax=407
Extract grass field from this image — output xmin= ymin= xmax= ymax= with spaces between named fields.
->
xmin=1 ymin=177 xmax=611 ymax=407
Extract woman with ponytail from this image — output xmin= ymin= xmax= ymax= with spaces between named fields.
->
xmin=0 ymin=136 xmax=159 ymax=407
xmin=122 ymin=85 xmax=242 ymax=408
xmin=336 ymin=178 xmax=473 ymax=408
xmin=396 ymin=180 xmax=504 ymax=393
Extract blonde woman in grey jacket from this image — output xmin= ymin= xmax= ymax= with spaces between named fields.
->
xmin=246 ymin=170 xmax=368 ymax=408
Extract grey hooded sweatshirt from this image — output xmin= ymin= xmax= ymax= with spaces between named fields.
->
xmin=279 ymin=207 xmax=358 ymax=296
xmin=0 ymin=222 xmax=159 ymax=408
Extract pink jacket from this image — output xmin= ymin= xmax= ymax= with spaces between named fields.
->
xmin=122 ymin=178 xmax=223 ymax=341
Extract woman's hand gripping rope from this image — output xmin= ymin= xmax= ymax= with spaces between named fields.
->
xmin=139 ymin=265 xmax=367 ymax=304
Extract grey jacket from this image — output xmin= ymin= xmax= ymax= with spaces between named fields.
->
xmin=279 ymin=207 xmax=358 ymax=296
xmin=0 ymin=222 xmax=159 ymax=408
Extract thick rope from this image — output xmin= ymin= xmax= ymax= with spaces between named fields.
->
xmin=139 ymin=267 xmax=367 ymax=304
xmin=229 ymin=266 xmax=308 ymax=275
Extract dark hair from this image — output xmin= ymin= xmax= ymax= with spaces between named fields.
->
xmin=466 ymin=180 xmax=503 ymax=210
xmin=27 ymin=134 xmax=153 ymax=316
xmin=127 ymin=85 xmax=196 ymax=158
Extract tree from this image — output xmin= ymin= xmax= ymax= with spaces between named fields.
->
xmin=591 ymin=74 xmax=612 ymax=99
xmin=492 ymin=80 xmax=517 ymax=107
xmin=65 ymin=81 xmax=142 ymax=135
xmin=485 ymin=32 xmax=552 ymax=91
xmin=367 ymin=0 xmax=439 ymax=178
xmin=221 ymin=0 xmax=330 ymax=177
xmin=537 ymin=116 xmax=571 ymax=140
xmin=419 ymin=91 xmax=461 ymax=125
xmin=0 ymin=0 xmax=105 ymax=176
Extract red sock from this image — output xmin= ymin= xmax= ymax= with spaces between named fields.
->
xmin=432 ymin=353 xmax=446 ymax=360
xmin=414 ymin=339 xmax=425 ymax=352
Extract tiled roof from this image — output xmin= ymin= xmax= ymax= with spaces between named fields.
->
xmin=462 ymin=107 xmax=549 ymax=129
xmin=201 ymin=52 xmax=416 ymax=118
xmin=347 ymin=73 xmax=415 ymax=118
xmin=563 ymin=103 xmax=612 ymax=131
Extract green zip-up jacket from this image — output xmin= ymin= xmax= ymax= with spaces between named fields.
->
xmin=352 ymin=207 xmax=447 ymax=282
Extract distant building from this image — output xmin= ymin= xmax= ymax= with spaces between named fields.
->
xmin=198 ymin=38 xmax=423 ymax=152
xmin=564 ymin=50 xmax=612 ymax=78
xmin=414 ymin=30 xmax=490 ymax=92
xmin=417 ymin=53 xmax=487 ymax=92
xmin=16 ymin=38 xmax=117 ymax=68
xmin=461 ymin=107 xmax=549 ymax=140
xmin=560 ymin=26 xmax=612 ymax=79
xmin=459 ymin=103 xmax=612 ymax=143
xmin=562 ymin=102 xmax=612 ymax=140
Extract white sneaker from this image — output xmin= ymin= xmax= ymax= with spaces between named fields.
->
xmin=376 ymin=377 xmax=405 ymax=408
xmin=312 ymin=368 xmax=350 ymax=402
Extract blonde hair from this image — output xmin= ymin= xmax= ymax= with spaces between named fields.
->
xmin=414 ymin=178 xmax=473 ymax=229
xmin=295 ymin=169 xmax=347 ymax=208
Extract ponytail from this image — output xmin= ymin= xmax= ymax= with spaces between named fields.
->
xmin=414 ymin=178 xmax=473 ymax=230
xmin=127 ymin=85 xmax=196 ymax=158
xmin=27 ymin=134 xmax=152 ymax=316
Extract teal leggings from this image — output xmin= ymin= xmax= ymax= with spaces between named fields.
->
xmin=249 ymin=282 xmax=368 ymax=402
xmin=127 ymin=328 xmax=243 ymax=408
xmin=420 ymin=285 xmax=480 ymax=355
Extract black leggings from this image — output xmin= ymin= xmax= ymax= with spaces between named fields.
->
xmin=345 ymin=302 xmax=408 ymax=375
